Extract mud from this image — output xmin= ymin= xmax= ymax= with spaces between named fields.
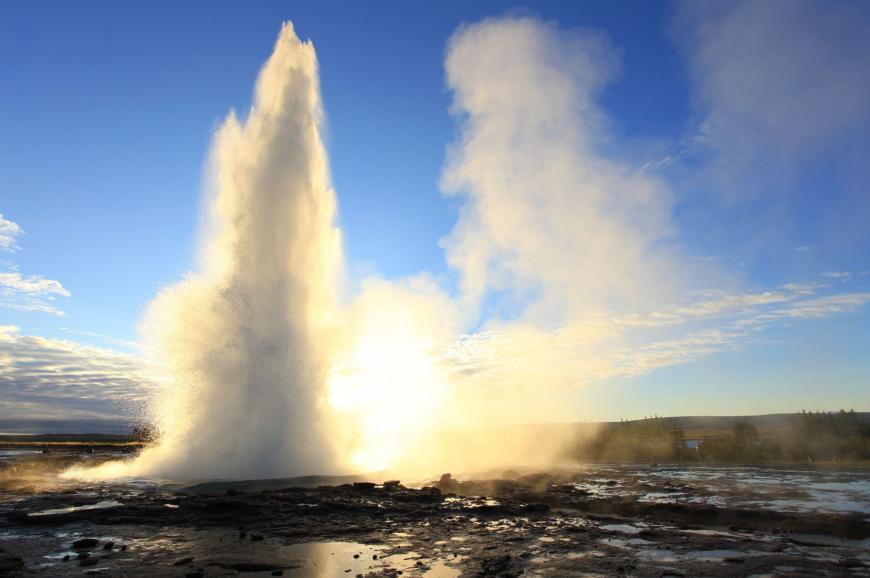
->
xmin=1 ymin=451 xmax=868 ymax=577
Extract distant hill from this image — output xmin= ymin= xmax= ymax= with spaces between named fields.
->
xmin=641 ymin=412 xmax=870 ymax=434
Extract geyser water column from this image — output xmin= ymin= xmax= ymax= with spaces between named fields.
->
xmin=71 ymin=22 xmax=343 ymax=480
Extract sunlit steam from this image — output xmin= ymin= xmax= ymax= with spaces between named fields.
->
xmin=328 ymin=278 xmax=457 ymax=473
xmin=67 ymin=22 xmax=343 ymax=480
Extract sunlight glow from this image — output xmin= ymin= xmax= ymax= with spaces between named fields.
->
xmin=328 ymin=303 xmax=450 ymax=472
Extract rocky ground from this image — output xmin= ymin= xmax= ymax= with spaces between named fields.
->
xmin=1 ymin=451 xmax=868 ymax=577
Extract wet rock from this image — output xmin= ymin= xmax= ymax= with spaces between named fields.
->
xmin=73 ymin=538 xmax=99 ymax=549
xmin=437 ymin=473 xmax=459 ymax=492
xmin=477 ymin=554 xmax=515 ymax=577
xmin=383 ymin=480 xmax=401 ymax=489
xmin=250 ymin=533 xmax=264 ymax=541
xmin=838 ymin=558 xmax=865 ymax=568
xmin=272 ymin=571 xmax=284 ymax=577
xmin=120 ymin=544 xmax=127 ymax=551
xmin=185 ymin=573 xmax=204 ymax=578
xmin=79 ymin=556 xmax=99 ymax=567
xmin=102 ymin=542 xmax=115 ymax=550
xmin=353 ymin=482 xmax=376 ymax=490
xmin=63 ymin=554 xmax=71 ymax=561
xmin=174 ymin=556 xmax=194 ymax=565
xmin=77 ymin=552 xmax=90 ymax=560
xmin=0 ymin=547 xmax=25 ymax=573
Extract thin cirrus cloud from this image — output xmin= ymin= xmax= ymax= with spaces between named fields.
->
xmin=0 ymin=214 xmax=70 ymax=316
xmin=446 ymin=275 xmax=870 ymax=399
xmin=0 ymin=214 xmax=22 ymax=252
xmin=0 ymin=325 xmax=152 ymax=420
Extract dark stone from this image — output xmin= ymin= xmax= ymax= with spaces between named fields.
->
xmin=63 ymin=554 xmax=71 ymax=561
xmin=480 ymin=554 xmax=513 ymax=575
xmin=437 ymin=473 xmax=459 ymax=492
xmin=383 ymin=480 xmax=401 ymax=489
xmin=185 ymin=573 xmax=204 ymax=578
xmin=353 ymin=482 xmax=376 ymax=490
xmin=79 ymin=557 xmax=99 ymax=567
xmin=174 ymin=556 xmax=194 ymax=565
xmin=250 ymin=534 xmax=264 ymax=541
xmin=0 ymin=548 xmax=25 ymax=572
xmin=103 ymin=542 xmax=115 ymax=550
xmin=73 ymin=538 xmax=99 ymax=549
xmin=271 ymin=571 xmax=284 ymax=577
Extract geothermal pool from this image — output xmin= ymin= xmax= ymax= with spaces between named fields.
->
xmin=1 ymin=449 xmax=868 ymax=577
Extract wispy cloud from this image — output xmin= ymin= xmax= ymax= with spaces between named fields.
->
xmin=0 ymin=214 xmax=70 ymax=316
xmin=446 ymin=274 xmax=870 ymax=396
xmin=0 ymin=325 xmax=152 ymax=420
xmin=0 ymin=270 xmax=71 ymax=316
xmin=0 ymin=214 xmax=22 ymax=252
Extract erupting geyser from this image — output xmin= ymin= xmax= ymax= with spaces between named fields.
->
xmin=69 ymin=22 xmax=343 ymax=480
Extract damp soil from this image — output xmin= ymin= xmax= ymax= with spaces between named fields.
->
xmin=1 ymin=452 xmax=868 ymax=577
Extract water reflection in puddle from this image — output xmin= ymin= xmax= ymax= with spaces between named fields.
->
xmin=28 ymin=500 xmax=122 ymax=517
xmin=600 ymin=523 xmax=643 ymax=534
xmin=247 ymin=542 xmax=462 ymax=578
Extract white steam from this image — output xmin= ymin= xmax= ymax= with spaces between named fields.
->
xmin=68 ymin=23 xmax=343 ymax=480
xmin=443 ymin=18 xmax=679 ymax=324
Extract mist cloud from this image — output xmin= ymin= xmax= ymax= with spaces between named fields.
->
xmin=442 ymin=18 xmax=681 ymax=324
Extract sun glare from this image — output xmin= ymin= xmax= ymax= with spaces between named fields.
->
xmin=328 ymin=305 xmax=450 ymax=472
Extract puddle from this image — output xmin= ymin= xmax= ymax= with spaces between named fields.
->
xmin=379 ymin=550 xmax=461 ymax=578
xmin=600 ymin=523 xmax=643 ymax=534
xmin=28 ymin=500 xmax=122 ymax=517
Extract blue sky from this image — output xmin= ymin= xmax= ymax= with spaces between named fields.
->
xmin=1 ymin=0 xmax=868 ymax=422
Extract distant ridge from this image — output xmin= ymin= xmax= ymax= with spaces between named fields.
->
xmin=637 ymin=412 xmax=870 ymax=432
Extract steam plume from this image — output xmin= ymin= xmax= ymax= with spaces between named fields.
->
xmin=71 ymin=23 xmax=343 ymax=480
